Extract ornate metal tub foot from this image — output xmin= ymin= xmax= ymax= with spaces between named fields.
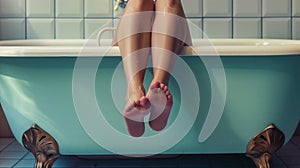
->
xmin=246 ymin=124 xmax=285 ymax=168
xmin=22 ymin=124 xmax=60 ymax=168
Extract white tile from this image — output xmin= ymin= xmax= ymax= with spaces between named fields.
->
xmin=85 ymin=0 xmax=113 ymax=17
xmin=203 ymin=18 xmax=232 ymax=38
xmin=56 ymin=19 xmax=84 ymax=39
xmin=182 ymin=0 xmax=202 ymax=17
xmin=234 ymin=18 xmax=261 ymax=38
xmin=293 ymin=18 xmax=300 ymax=40
xmin=233 ymin=0 xmax=261 ymax=17
xmin=263 ymin=18 xmax=291 ymax=39
xmin=27 ymin=19 xmax=55 ymax=39
xmin=0 ymin=19 xmax=25 ymax=40
xmin=27 ymin=0 xmax=54 ymax=17
xmin=85 ymin=19 xmax=113 ymax=39
xmin=263 ymin=0 xmax=291 ymax=17
xmin=187 ymin=19 xmax=203 ymax=39
xmin=203 ymin=0 xmax=232 ymax=17
xmin=56 ymin=0 xmax=83 ymax=17
xmin=0 ymin=0 xmax=25 ymax=17
xmin=293 ymin=0 xmax=300 ymax=16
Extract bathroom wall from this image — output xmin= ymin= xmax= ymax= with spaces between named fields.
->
xmin=0 ymin=0 xmax=300 ymax=40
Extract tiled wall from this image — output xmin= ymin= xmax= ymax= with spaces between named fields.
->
xmin=0 ymin=0 xmax=299 ymax=40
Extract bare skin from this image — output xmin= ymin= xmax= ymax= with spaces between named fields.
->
xmin=147 ymin=82 xmax=173 ymax=131
xmin=116 ymin=0 xmax=190 ymax=137
xmin=117 ymin=0 xmax=154 ymax=137
xmin=148 ymin=0 xmax=189 ymax=131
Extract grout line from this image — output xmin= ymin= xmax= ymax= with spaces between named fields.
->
xmin=25 ymin=0 xmax=27 ymax=40
xmin=274 ymin=153 xmax=289 ymax=168
xmin=83 ymin=0 xmax=85 ymax=39
xmin=1 ymin=1 xmax=298 ymax=40
xmin=201 ymin=0 xmax=205 ymax=39
xmin=261 ymin=0 xmax=263 ymax=38
xmin=290 ymin=0 xmax=293 ymax=40
xmin=0 ymin=139 xmax=17 ymax=152
xmin=11 ymin=152 xmax=30 ymax=168
xmin=231 ymin=0 xmax=234 ymax=38
xmin=290 ymin=137 xmax=300 ymax=149
xmin=54 ymin=0 xmax=56 ymax=39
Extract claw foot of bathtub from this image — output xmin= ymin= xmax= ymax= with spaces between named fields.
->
xmin=22 ymin=124 xmax=60 ymax=168
xmin=246 ymin=124 xmax=285 ymax=168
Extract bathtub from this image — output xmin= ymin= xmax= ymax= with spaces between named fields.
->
xmin=1 ymin=38 xmax=300 ymax=167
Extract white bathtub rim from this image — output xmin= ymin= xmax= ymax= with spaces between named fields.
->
xmin=1 ymin=39 xmax=300 ymax=57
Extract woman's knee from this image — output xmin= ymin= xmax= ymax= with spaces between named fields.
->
xmin=156 ymin=0 xmax=182 ymax=8
xmin=155 ymin=0 xmax=183 ymax=14
xmin=127 ymin=0 xmax=154 ymax=11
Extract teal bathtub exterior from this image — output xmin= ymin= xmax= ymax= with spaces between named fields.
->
xmin=0 ymin=39 xmax=300 ymax=156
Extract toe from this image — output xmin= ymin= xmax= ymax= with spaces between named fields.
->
xmin=140 ymin=97 xmax=151 ymax=108
xmin=135 ymin=100 xmax=141 ymax=106
xmin=160 ymin=83 xmax=165 ymax=89
xmin=166 ymin=90 xmax=170 ymax=96
xmin=164 ymin=86 xmax=168 ymax=92
xmin=125 ymin=103 xmax=134 ymax=112
xmin=150 ymin=82 xmax=160 ymax=90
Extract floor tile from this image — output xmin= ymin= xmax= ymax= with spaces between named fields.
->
xmin=13 ymin=159 xmax=35 ymax=168
xmin=272 ymin=155 xmax=287 ymax=168
xmin=0 ymin=138 xmax=14 ymax=146
xmin=0 ymin=138 xmax=14 ymax=151
xmin=291 ymin=136 xmax=300 ymax=148
xmin=209 ymin=155 xmax=244 ymax=168
xmin=22 ymin=153 xmax=34 ymax=160
xmin=285 ymin=166 xmax=300 ymax=168
xmin=178 ymin=155 xmax=210 ymax=167
xmin=53 ymin=157 xmax=81 ymax=167
xmin=0 ymin=151 xmax=27 ymax=159
xmin=0 ymin=145 xmax=7 ymax=152
xmin=3 ymin=141 xmax=27 ymax=152
xmin=277 ymin=142 xmax=300 ymax=157
xmin=96 ymin=159 xmax=145 ymax=168
xmin=277 ymin=156 xmax=300 ymax=166
xmin=0 ymin=159 xmax=19 ymax=167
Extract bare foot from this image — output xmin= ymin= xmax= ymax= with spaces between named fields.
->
xmin=147 ymin=82 xmax=173 ymax=131
xmin=124 ymin=95 xmax=151 ymax=137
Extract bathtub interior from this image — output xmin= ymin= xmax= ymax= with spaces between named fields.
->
xmin=0 ymin=39 xmax=300 ymax=155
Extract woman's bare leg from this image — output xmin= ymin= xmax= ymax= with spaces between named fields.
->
xmin=148 ymin=0 xmax=191 ymax=131
xmin=116 ymin=0 xmax=154 ymax=137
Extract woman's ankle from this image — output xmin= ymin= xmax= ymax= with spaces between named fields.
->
xmin=126 ymin=84 xmax=146 ymax=103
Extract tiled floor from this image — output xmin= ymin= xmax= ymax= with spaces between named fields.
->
xmin=0 ymin=136 xmax=300 ymax=168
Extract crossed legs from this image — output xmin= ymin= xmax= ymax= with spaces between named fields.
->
xmin=117 ymin=0 xmax=154 ymax=137
xmin=116 ymin=0 xmax=190 ymax=137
